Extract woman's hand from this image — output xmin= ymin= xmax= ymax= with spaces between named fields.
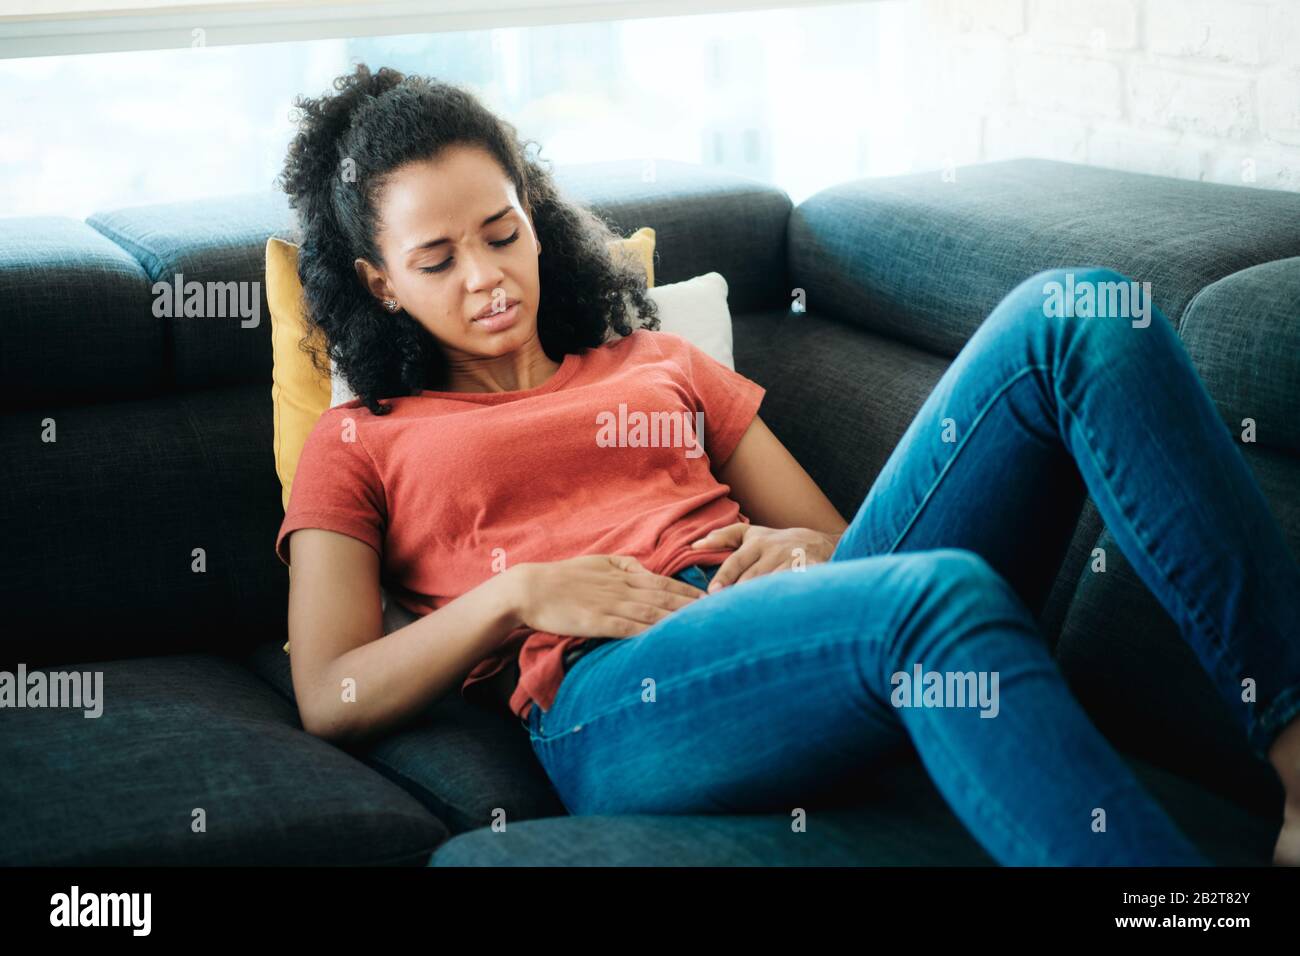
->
xmin=689 ymin=523 xmax=840 ymax=591
xmin=509 ymin=554 xmax=707 ymax=639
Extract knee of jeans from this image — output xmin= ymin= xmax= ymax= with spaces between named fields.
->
xmin=1006 ymin=266 xmax=1135 ymax=316
xmin=885 ymin=548 xmax=1029 ymax=665
xmin=984 ymin=267 xmax=1076 ymax=340
xmin=1018 ymin=265 xmax=1134 ymax=294
xmin=919 ymin=547 xmax=1011 ymax=603
xmin=996 ymin=266 xmax=1156 ymax=361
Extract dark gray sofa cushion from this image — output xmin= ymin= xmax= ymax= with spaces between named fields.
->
xmin=0 ymin=383 xmax=289 ymax=665
xmin=87 ymin=191 xmax=292 ymax=392
xmin=0 ymin=654 xmax=446 ymax=865
xmin=1179 ymin=257 xmax=1300 ymax=454
xmin=0 ymin=216 xmax=164 ymax=407
xmin=243 ymin=640 xmax=566 ymax=835
xmin=789 ymin=158 xmax=1300 ymax=358
xmin=731 ymin=306 xmax=949 ymax=533
xmin=553 ymin=159 xmax=793 ymax=315
xmin=428 ymin=753 xmax=1278 ymax=866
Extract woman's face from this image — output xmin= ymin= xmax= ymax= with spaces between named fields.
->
xmin=358 ymin=143 xmax=543 ymax=367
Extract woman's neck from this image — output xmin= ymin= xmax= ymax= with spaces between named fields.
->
xmin=441 ymin=339 xmax=559 ymax=393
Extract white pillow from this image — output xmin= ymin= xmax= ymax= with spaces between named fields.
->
xmin=330 ymin=356 xmax=354 ymax=409
xmin=330 ymin=271 xmax=736 ymax=634
xmin=642 ymin=271 xmax=736 ymax=369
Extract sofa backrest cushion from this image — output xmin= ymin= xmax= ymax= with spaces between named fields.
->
xmin=0 ymin=217 xmax=164 ymax=408
xmin=788 ymin=159 xmax=1300 ymax=359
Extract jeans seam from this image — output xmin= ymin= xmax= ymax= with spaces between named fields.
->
xmin=1054 ymin=388 xmax=1210 ymax=638
xmin=531 ymin=629 xmax=875 ymax=745
xmin=885 ymin=365 xmax=1050 ymax=556
xmin=1051 ymin=304 xmax=1230 ymax=662
xmin=904 ymin=707 xmax=1058 ymax=865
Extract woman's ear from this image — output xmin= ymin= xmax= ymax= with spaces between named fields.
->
xmin=354 ymin=257 xmax=391 ymax=302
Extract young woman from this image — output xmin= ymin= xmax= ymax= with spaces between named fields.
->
xmin=275 ymin=64 xmax=1300 ymax=866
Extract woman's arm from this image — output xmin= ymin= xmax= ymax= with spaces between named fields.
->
xmin=285 ymin=533 xmax=705 ymax=746
xmin=714 ymin=415 xmax=848 ymax=535
xmin=285 ymin=527 xmax=524 ymax=747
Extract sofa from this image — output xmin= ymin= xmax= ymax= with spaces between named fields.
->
xmin=3 ymin=156 xmax=1297 ymax=866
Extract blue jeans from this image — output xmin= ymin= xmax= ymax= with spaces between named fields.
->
xmin=525 ymin=267 xmax=1300 ymax=866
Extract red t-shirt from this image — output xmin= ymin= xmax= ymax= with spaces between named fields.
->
xmin=275 ymin=328 xmax=767 ymax=722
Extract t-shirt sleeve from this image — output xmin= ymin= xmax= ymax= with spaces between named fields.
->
xmin=275 ymin=410 xmax=387 ymax=567
xmin=654 ymin=330 xmax=766 ymax=468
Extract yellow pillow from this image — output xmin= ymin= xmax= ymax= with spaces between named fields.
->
xmin=268 ymin=226 xmax=656 ymax=513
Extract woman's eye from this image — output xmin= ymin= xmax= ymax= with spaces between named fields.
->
xmin=418 ymin=230 xmax=520 ymax=274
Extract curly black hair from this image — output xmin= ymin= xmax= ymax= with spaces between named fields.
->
xmin=275 ymin=63 xmax=659 ymax=416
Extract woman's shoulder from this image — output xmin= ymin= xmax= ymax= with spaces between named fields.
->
xmin=601 ymin=325 xmax=687 ymax=358
xmin=308 ymin=399 xmax=367 ymax=433
xmin=299 ymin=399 xmax=388 ymax=459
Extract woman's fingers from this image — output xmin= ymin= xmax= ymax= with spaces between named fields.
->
xmin=606 ymin=554 xmax=706 ymax=596
xmin=593 ymin=615 xmax=649 ymax=639
xmin=622 ymin=585 xmax=701 ymax=612
xmin=606 ymin=554 xmax=650 ymax=574
xmin=689 ymin=522 xmax=748 ymax=550
xmin=598 ymin=602 xmax=675 ymax=637
xmin=708 ymin=546 xmax=762 ymax=591
xmin=731 ymin=552 xmax=791 ymax=586
xmin=624 ymin=570 xmax=707 ymax=599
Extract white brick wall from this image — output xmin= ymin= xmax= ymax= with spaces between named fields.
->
xmin=901 ymin=0 xmax=1300 ymax=192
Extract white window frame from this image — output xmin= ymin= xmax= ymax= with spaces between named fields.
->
xmin=0 ymin=0 xmax=860 ymax=60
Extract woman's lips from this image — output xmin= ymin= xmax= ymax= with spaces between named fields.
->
xmin=472 ymin=301 xmax=520 ymax=332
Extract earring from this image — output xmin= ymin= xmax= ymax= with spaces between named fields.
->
xmin=383 ymin=299 xmax=399 ymax=312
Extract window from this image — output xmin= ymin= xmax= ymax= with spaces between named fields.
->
xmin=0 ymin=1 xmax=907 ymax=218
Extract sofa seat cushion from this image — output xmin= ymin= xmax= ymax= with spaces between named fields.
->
xmin=0 ymin=654 xmax=447 ymax=865
xmin=243 ymin=640 xmax=566 ymax=835
xmin=428 ymin=751 xmax=1279 ymax=866
xmin=731 ymin=307 xmax=949 ymax=537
